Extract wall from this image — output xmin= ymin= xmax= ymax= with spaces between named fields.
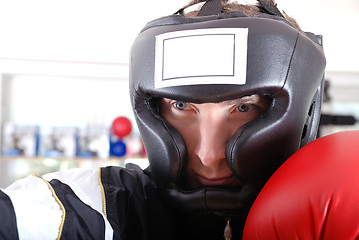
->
xmin=0 ymin=0 xmax=358 ymax=137
xmin=0 ymin=0 xmax=358 ymax=188
xmin=1 ymin=0 xmax=358 ymax=72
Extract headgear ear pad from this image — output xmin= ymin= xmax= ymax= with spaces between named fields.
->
xmin=228 ymin=30 xmax=327 ymax=188
xmin=130 ymin=13 xmax=326 ymax=216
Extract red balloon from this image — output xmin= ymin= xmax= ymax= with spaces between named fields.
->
xmin=112 ymin=116 xmax=132 ymax=138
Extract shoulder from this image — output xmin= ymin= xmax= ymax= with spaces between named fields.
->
xmin=1 ymin=165 xmax=172 ymax=240
xmin=2 ymin=168 xmax=113 ymax=239
xmin=101 ymin=163 xmax=154 ymax=191
xmin=101 ymin=164 xmax=177 ymax=239
xmin=100 ymin=164 xmax=158 ymax=217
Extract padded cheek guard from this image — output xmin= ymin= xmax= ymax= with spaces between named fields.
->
xmin=129 ymin=13 xmax=326 ymax=215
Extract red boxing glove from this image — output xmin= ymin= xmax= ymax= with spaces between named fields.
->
xmin=243 ymin=130 xmax=359 ymax=240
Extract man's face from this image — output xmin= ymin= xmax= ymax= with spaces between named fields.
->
xmin=160 ymin=95 xmax=270 ymax=189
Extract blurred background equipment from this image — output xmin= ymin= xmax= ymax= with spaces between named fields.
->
xmin=0 ymin=0 xmax=358 ymax=188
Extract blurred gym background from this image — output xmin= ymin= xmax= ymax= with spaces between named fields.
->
xmin=0 ymin=0 xmax=358 ymax=187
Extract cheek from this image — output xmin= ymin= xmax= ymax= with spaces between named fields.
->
xmin=220 ymin=120 xmax=246 ymax=140
xmin=175 ymin=122 xmax=199 ymax=151
xmin=229 ymin=113 xmax=259 ymax=130
xmin=162 ymin=113 xmax=199 ymax=151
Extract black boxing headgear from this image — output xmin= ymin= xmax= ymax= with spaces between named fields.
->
xmin=129 ymin=0 xmax=326 ymax=216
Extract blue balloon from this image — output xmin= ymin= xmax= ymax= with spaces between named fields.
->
xmin=110 ymin=140 xmax=126 ymax=157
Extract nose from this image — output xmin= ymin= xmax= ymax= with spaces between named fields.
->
xmin=195 ymin=114 xmax=232 ymax=167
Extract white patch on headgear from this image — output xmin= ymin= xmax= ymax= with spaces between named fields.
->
xmin=154 ymin=28 xmax=248 ymax=89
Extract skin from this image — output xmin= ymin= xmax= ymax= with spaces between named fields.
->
xmin=160 ymin=94 xmax=270 ymax=189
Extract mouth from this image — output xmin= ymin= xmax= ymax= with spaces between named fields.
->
xmin=196 ymin=174 xmax=237 ymax=186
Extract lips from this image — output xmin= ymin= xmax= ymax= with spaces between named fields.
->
xmin=196 ymin=174 xmax=236 ymax=186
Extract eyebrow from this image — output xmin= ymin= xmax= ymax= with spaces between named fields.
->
xmin=232 ymin=94 xmax=271 ymax=109
xmin=239 ymin=94 xmax=261 ymax=103
xmin=228 ymin=94 xmax=263 ymax=105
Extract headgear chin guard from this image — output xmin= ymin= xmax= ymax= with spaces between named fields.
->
xmin=129 ymin=0 xmax=326 ymax=217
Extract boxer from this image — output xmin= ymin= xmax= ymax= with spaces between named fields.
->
xmin=0 ymin=1 xmax=326 ymax=239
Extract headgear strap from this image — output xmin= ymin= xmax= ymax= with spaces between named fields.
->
xmin=197 ymin=0 xmax=223 ymax=16
xmin=257 ymin=0 xmax=284 ymax=18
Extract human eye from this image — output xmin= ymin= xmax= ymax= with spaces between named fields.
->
xmin=232 ymin=102 xmax=256 ymax=114
xmin=237 ymin=104 xmax=251 ymax=112
xmin=168 ymin=100 xmax=199 ymax=115
xmin=233 ymin=95 xmax=271 ymax=115
xmin=172 ymin=101 xmax=188 ymax=111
